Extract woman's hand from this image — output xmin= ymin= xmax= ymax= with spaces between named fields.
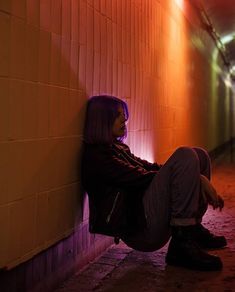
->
xmin=200 ymin=175 xmax=224 ymax=211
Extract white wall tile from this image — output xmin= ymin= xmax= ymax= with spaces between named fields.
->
xmin=51 ymin=0 xmax=62 ymax=35
xmin=10 ymin=17 xmax=26 ymax=79
xmin=40 ymin=0 xmax=51 ymax=31
xmin=26 ymin=0 xmax=40 ymax=27
xmin=0 ymin=204 xmax=10 ymax=268
xmin=0 ymin=78 xmax=9 ymax=141
xmin=38 ymin=29 xmax=51 ymax=83
xmin=0 ymin=12 xmax=10 ymax=77
xmin=0 ymin=142 xmax=9 ymax=205
xmin=22 ymin=82 xmax=38 ymax=139
xmin=25 ymin=25 xmax=39 ymax=81
xmin=9 ymin=79 xmax=24 ymax=140
xmin=50 ymin=33 xmax=61 ymax=85
xmin=38 ymin=83 xmax=49 ymax=138
xmin=12 ymin=0 xmax=26 ymax=19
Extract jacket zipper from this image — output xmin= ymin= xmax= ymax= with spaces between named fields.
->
xmin=106 ymin=192 xmax=120 ymax=224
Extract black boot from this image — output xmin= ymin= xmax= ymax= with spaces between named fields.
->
xmin=166 ymin=226 xmax=223 ymax=271
xmin=190 ymin=224 xmax=227 ymax=249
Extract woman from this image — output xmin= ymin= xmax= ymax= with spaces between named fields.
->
xmin=82 ymin=95 xmax=226 ymax=271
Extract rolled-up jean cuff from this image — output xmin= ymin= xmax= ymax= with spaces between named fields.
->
xmin=170 ymin=218 xmax=197 ymax=226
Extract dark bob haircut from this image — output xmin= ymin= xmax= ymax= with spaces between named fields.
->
xmin=83 ymin=95 xmax=129 ymax=144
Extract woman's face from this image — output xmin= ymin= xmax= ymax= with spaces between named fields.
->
xmin=112 ymin=106 xmax=127 ymax=139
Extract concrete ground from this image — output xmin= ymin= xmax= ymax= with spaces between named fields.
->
xmin=55 ymin=152 xmax=235 ymax=292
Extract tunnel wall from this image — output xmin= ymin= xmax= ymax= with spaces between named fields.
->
xmin=0 ymin=0 xmax=233 ymax=291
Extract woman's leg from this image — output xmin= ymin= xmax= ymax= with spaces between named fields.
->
xmin=192 ymin=147 xmax=211 ymax=222
xmin=145 ymin=146 xmax=202 ymax=228
xmin=192 ymin=147 xmax=211 ymax=179
xmin=122 ymin=146 xmax=203 ymax=250
xmin=143 ymin=146 xmax=222 ymax=270
xmin=190 ymin=147 xmax=227 ymax=248
xmin=122 ymin=146 xmax=223 ymax=270
xmin=162 ymin=146 xmax=211 ymax=226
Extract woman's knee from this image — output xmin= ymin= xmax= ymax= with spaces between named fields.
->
xmin=192 ymin=147 xmax=211 ymax=177
xmin=174 ymin=146 xmax=199 ymax=165
xmin=192 ymin=147 xmax=210 ymax=163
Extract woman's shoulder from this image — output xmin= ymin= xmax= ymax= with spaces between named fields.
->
xmin=83 ymin=141 xmax=131 ymax=157
xmin=113 ymin=141 xmax=131 ymax=152
xmin=83 ymin=142 xmax=113 ymax=155
xmin=83 ymin=141 xmax=112 ymax=148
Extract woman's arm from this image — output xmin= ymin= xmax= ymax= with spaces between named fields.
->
xmin=116 ymin=142 xmax=161 ymax=171
xmin=200 ymin=174 xmax=224 ymax=210
xmin=83 ymin=145 xmax=158 ymax=190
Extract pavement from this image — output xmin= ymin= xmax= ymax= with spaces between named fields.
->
xmin=55 ymin=152 xmax=235 ymax=292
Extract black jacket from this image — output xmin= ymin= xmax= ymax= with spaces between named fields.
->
xmin=81 ymin=141 xmax=160 ymax=237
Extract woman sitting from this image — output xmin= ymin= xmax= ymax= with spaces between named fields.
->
xmin=81 ymin=95 xmax=226 ymax=271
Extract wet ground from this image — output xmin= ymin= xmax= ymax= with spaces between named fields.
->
xmin=55 ymin=153 xmax=235 ymax=292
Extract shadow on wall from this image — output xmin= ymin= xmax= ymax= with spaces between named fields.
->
xmin=31 ymin=89 xmax=89 ymax=257
xmin=1 ymin=30 xmax=91 ymax=270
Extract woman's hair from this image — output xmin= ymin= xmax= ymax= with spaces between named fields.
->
xmin=83 ymin=95 xmax=129 ymax=144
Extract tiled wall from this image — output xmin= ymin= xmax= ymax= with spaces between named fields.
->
xmin=0 ymin=0 xmax=86 ymax=271
xmin=0 ymin=0 xmax=233 ymax=290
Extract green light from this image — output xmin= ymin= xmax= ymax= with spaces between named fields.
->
xmin=221 ymin=34 xmax=235 ymax=45
xmin=191 ymin=34 xmax=205 ymax=52
xmin=230 ymin=65 xmax=235 ymax=74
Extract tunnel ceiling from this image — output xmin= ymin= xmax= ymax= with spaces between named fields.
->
xmin=201 ymin=0 xmax=235 ymax=64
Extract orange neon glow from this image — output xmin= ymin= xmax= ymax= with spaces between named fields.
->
xmin=166 ymin=1 xmax=193 ymax=149
xmin=175 ymin=0 xmax=185 ymax=10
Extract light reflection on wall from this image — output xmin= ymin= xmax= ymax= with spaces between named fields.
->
xmin=209 ymin=34 xmax=234 ymax=149
xmin=175 ymin=0 xmax=185 ymax=10
xmin=167 ymin=0 xmax=192 ymax=147
xmin=191 ymin=34 xmax=206 ymax=52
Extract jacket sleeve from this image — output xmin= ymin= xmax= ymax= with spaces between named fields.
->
xmin=120 ymin=143 xmax=161 ymax=171
xmin=88 ymin=146 xmax=158 ymax=190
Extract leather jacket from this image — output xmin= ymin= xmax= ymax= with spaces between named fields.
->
xmin=81 ymin=141 xmax=160 ymax=237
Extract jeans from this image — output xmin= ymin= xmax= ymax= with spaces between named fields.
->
xmin=121 ymin=147 xmax=211 ymax=252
